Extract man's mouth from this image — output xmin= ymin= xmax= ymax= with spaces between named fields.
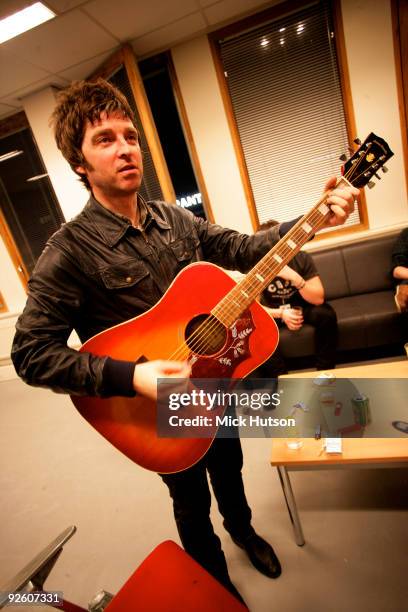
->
xmin=118 ymin=164 xmax=138 ymax=173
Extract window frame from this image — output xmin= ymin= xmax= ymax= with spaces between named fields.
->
xmin=0 ymin=112 xmax=37 ymax=292
xmin=391 ymin=0 xmax=408 ymax=197
xmin=89 ymin=44 xmax=176 ymax=204
xmin=208 ymin=0 xmax=368 ymax=239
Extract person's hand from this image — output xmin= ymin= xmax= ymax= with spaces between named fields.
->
xmin=133 ymin=360 xmax=191 ymax=400
xmin=322 ymin=176 xmax=359 ymax=228
xmin=281 ymin=307 xmax=303 ymax=331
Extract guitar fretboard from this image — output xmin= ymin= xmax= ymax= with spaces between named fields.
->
xmin=212 ymin=176 xmax=351 ymax=327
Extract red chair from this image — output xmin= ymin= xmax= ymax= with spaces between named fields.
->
xmin=0 ymin=528 xmax=246 ymax=611
xmin=106 ymin=540 xmax=246 ymax=612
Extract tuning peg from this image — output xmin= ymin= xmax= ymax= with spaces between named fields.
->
xmin=354 ymin=137 xmax=361 ymax=145
xmin=374 ymin=173 xmax=382 ymax=180
xmin=381 ymin=166 xmax=388 ymax=173
xmin=367 ymin=181 xmax=375 ymax=189
xmin=339 ymin=153 xmax=348 ymax=161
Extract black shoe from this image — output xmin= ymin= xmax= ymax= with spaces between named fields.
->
xmin=231 ymin=533 xmax=282 ymax=578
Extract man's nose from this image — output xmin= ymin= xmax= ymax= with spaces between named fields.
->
xmin=117 ymin=137 xmax=131 ymax=155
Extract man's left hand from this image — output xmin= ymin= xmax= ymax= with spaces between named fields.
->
xmin=323 ymin=176 xmax=359 ymax=228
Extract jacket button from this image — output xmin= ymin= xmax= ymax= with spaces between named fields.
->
xmin=126 ymin=276 xmax=132 ymax=283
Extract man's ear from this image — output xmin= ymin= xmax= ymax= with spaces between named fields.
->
xmin=75 ymin=165 xmax=86 ymax=175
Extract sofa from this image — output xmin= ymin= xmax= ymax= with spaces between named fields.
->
xmin=279 ymin=231 xmax=405 ymax=364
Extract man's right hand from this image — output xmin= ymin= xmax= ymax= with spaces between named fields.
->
xmin=281 ymin=307 xmax=303 ymax=331
xmin=133 ymin=360 xmax=191 ymax=400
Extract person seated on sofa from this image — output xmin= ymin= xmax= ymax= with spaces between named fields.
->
xmin=256 ymin=220 xmax=338 ymax=376
xmin=391 ymin=227 xmax=408 ymax=313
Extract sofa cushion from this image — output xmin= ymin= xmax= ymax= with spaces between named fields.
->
xmin=341 ymin=236 xmax=395 ymax=295
xmin=330 ymin=291 xmax=400 ymax=350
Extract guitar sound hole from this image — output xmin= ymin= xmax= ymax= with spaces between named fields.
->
xmin=185 ymin=314 xmax=227 ymax=356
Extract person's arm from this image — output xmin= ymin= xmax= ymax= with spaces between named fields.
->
xmin=393 ymin=266 xmax=408 ymax=281
xmin=11 ymin=247 xmax=124 ymax=397
xmin=193 ymin=177 xmax=357 ymax=273
xmin=391 ymin=229 xmax=408 ymax=278
xmin=12 ymin=246 xmax=190 ymax=400
xmin=276 ymin=265 xmax=324 ymax=305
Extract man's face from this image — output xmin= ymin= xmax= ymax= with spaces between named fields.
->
xmin=76 ymin=111 xmax=143 ymax=199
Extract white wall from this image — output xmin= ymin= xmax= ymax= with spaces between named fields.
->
xmin=172 ymin=36 xmax=254 ymax=234
xmin=341 ymin=0 xmax=408 ymax=229
xmin=0 ymin=237 xmax=26 ymax=313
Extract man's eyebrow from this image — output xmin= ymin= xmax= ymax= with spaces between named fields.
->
xmin=90 ymin=126 xmax=138 ymax=141
xmin=91 ymin=128 xmax=114 ymax=142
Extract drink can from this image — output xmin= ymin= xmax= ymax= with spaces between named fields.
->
xmin=351 ymin=394 xmax=371 ymax=426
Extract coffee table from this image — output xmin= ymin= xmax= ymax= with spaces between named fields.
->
xmin=271 ymin=360 xmax=408 ymax=545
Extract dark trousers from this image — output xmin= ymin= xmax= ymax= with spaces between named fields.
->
xmin=254 ymin=302 xmax=338 ymax=377
xmin=160 ymin=436 xmax=253 ymax=588
xmin=302 ymin=302 xmax=338 ymax=369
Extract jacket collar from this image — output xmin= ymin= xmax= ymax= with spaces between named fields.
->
xmin=84 ymin=193 xmax=171 ymax=247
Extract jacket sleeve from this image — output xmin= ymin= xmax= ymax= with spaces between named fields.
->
xmin=192 ymin=216 xmax=297 ymax=273
xmin=11 ymin=245 xmax=135 ymax=397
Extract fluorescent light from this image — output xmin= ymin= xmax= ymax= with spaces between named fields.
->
xmin=27 ymin=173 xmax=48 ymax=182
xmin=260 ymin=38 xmax=269 ymax=47
xmin=0 ymin=2 xmax=55 ymax=44
xmin=0 ymin=150 xmax=24 ymax=162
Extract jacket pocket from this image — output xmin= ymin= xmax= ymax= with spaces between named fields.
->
xmin=100 ymin=260 xmax=149 ymax=290
xmin=169 ymin=236 xmax=199 ymax=263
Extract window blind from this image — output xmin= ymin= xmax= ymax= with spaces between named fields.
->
xmin=219 ymin=1 xmax=360 ymax=229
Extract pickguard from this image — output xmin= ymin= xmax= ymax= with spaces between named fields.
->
xmin=189 ymin=309 xmax=255 ymax=378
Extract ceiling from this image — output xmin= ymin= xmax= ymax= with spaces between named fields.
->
xmin=0 ymin=0 xmax=277 ymax=120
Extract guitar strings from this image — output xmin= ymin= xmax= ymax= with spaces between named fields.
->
xmin=166 ymin=164 xmax=360 ymax=362
xmin=166 ymin=203 xmax=329 ymax=362
xmin=162 ymin=149 xmax=372 ymax=363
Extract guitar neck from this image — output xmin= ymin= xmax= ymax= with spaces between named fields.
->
xmin=212 ymin=176 xmax=351 ymax=327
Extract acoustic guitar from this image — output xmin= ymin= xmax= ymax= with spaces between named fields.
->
xmin=72 ymin=133 xmax=393 ymax=473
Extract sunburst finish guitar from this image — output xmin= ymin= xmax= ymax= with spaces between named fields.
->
xmin=72 ymin=133 xmax=393 ymax=473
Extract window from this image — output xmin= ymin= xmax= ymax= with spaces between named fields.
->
xmin=213 ymin=0 xmax=366 ymax=232
xmin=139 ymin=53 xmax=208 ymax=219
xmin=0 ymin=115 xmax=64 ymax=279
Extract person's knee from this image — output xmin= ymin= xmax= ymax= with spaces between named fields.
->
xmin=312 ymin=303 xmax=337 ymax=326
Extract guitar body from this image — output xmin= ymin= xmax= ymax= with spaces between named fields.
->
xmin=72 ymin=262 xmax=279 ymax=473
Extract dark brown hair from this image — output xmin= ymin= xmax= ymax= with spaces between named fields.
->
xmin=50 ymin=78 xmax=136 ymax=189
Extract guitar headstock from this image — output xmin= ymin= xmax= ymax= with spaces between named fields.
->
xmin=341 ymin=132 xmax=393 ymax=188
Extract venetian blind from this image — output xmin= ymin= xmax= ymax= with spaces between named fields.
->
xmin=219 ymin=1 xmax=360 ymax=228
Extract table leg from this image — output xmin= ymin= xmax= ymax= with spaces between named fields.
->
xmin=276 ymin=466 xmax=305 ymax=546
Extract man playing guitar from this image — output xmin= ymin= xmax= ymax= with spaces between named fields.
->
xmin=12 ymin=79 xmax=358 ymax=604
